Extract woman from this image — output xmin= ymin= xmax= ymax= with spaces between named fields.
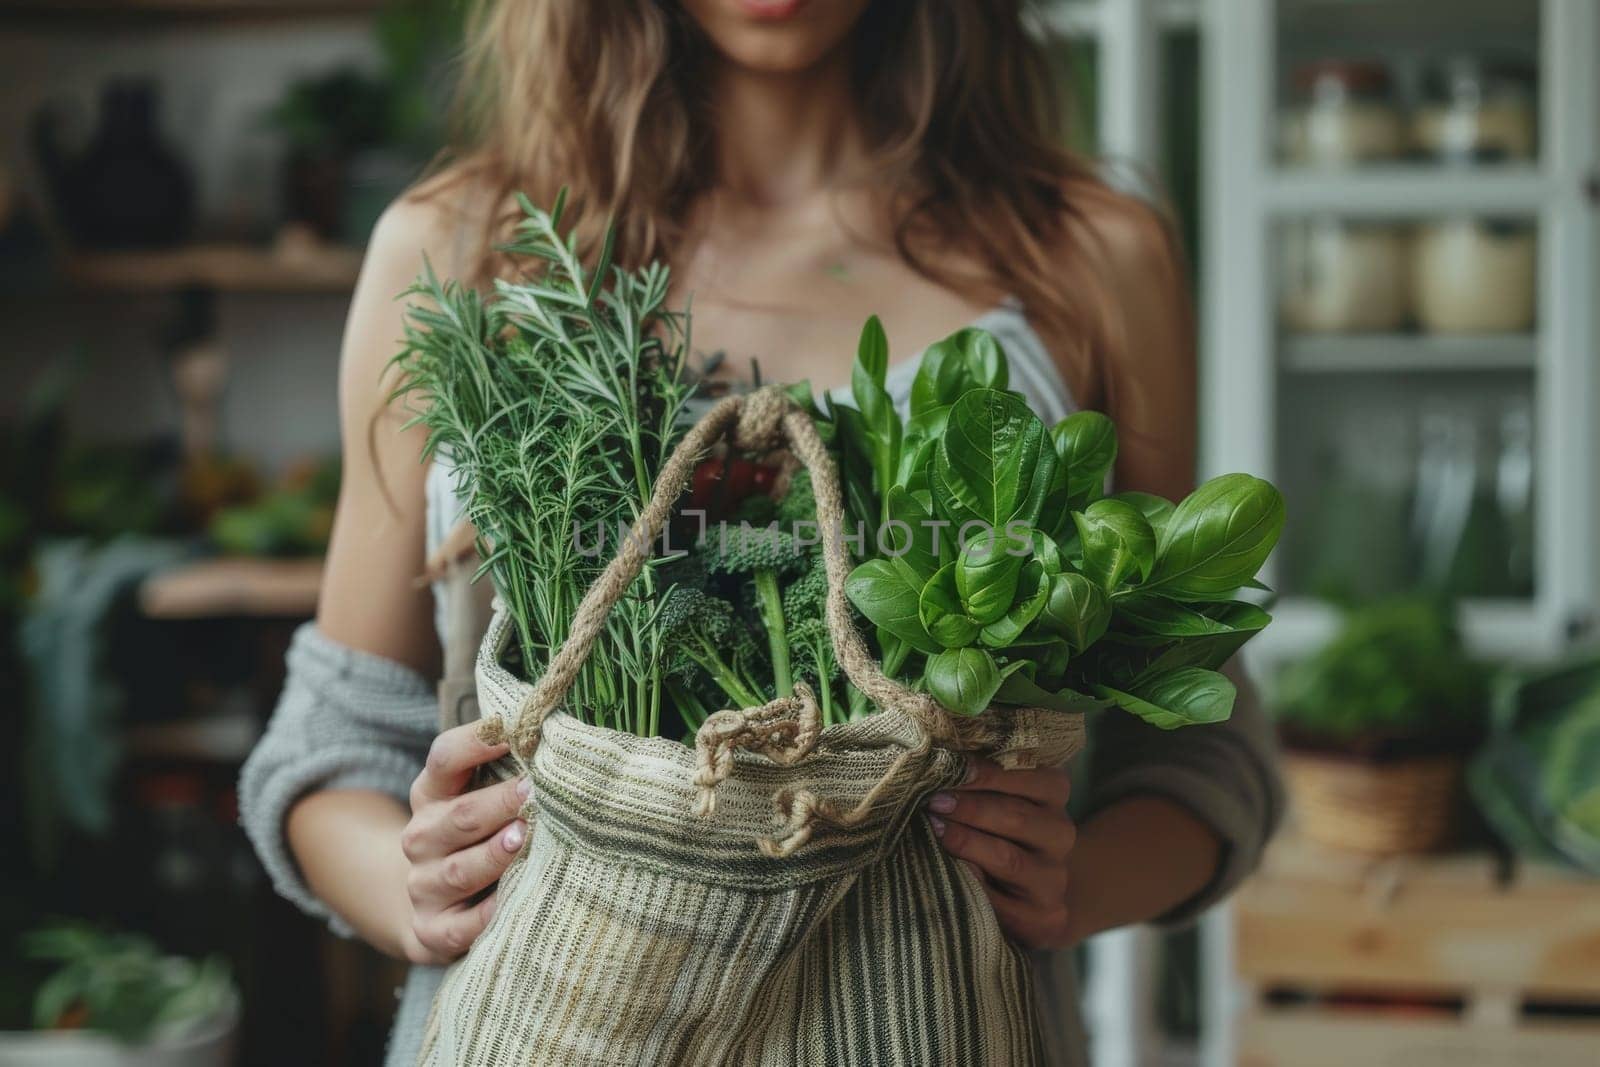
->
xmin=241 ymin=1 xmax=1283 ymax=1064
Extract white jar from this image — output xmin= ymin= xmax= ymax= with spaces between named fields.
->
xmin=1413 ymin=56 xmax=1538 ymax=164
xmin=1281 ymin=219 xmax=1411 ymax=333
xmin=1412 ymin=219 xmax=1536 ymax=333
xmin=1282 ymin=60 xmax=1406 ymax=167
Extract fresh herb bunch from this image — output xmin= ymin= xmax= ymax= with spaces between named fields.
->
xmin=393 ymin=193 xmax=695 ymax=735
xmin=1275 ymin=596 xmax=1488 ymax=747
xmin=831 ymin=320 xmax=1286 ymax=728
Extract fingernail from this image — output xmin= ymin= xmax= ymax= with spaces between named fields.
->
xmin=502 ymin=822 xmax=525 ymax=851
xmin=928 ymin=815 xmax=946 ymax=838
xmin=927 ymin=792 xmax=956 ymax=814
xmin=516 ymin=777 xmax=532 ymax=799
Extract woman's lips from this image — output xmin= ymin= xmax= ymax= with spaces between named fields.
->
xmin=734 ymin=0 xmax=809 ymax=20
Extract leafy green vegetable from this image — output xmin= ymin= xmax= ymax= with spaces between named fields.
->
xmin=838 ymin=325 xmax=1284 ymax=727
xmin=1052 ymin=410 xmax=1117 ymax=507
xmin=708 ymin=525 xmax=805 ymax=697
xmin=845 ymin=557 xmax=940 ymax=654
xmin=1095 ymin=667 xmax=1236 ymax=730
xmin=925 ymin=647 xmax=1003 ymax=717
xmin=1039 ymin=572 xmax=1112 ymax=652
xmin=932 ymin=389 xmax=1057 ymax=532
xmin=955 ymin=529 xmax=1026 ymax=625
xmin=1072 ymin=498 xmax=1155 ymax=591
xmin=1144 ymin=473 xmax=1285 ymax=602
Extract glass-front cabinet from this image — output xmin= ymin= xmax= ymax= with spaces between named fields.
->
xmin=1203 ymin=0 xmax=1600 ymax=668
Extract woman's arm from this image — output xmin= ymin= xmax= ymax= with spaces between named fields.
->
xmin=254 ymin=192 xmax=527 ymax=963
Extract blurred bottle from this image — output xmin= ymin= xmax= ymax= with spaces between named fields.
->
xmin=1282 ymin=59 xmax=1406 ymax=167
xmin=1414 ymin=55 xmax=1537 ymax=165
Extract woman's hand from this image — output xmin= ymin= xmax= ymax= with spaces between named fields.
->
xmin=927 ymin=758 xmax=1078 ymax=950
xmin=399 ymin=722 xmax=530 ymax=965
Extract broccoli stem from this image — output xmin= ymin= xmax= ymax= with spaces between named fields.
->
xmin=691 ymin=633 xmax=764 ymax=709
xmin=846 ymin=683 xmax=870 ymax=721
xmin=815 ymin=668 xmax=836 ymax=726
xmin=753 ymin=570 xmax=793 ymax=698
xmin=667 ymin=679 xmax=712 ymax=733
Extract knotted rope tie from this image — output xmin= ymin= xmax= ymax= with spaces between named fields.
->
xmin=692 ymin=683 xmax=823 ymax=818
xmin=756 ymin=734 xmax=935 ymax=859
xmin=731 ymin=384 xmax=788 ymax=453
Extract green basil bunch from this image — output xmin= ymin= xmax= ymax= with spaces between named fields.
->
xmin=833 ymin=320 xmax=1285 ymax=729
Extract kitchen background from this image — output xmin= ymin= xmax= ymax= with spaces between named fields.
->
xmin=0 ymin=1 xmax=1596 ymax=1065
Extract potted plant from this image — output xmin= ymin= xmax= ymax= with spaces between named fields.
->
xmin=1274 ymin=596 xmax=1489 ymax=854
xmin=0 ymin=924 xmax=238 ymax=1066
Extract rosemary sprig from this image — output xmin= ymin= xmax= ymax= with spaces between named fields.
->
xmin=392 ymin=194 xmax=694 ymax=734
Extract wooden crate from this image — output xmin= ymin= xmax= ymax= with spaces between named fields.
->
xmin=1233 ymin=835 xmax=1600 ymax=1067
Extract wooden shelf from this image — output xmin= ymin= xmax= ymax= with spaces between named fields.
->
xmin=0 ymin=0 xmax=381 ymax=20
xmin=64 ymin=242 xmax=363 ymax=294
xmin=1281 ymin=333 xmax=1538 ymax=375
xmin=141 ymin=556 xmax=323 ymax=620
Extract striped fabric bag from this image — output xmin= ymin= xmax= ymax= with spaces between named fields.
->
xmin=419 ymin=389 xmax=1086 ymax=1065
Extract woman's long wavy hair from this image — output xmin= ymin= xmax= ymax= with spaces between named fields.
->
xmin=425 ymin=0 xmax=1127 ymax=389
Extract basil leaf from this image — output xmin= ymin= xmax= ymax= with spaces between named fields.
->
xmin=995 ymin=668 xmax=1109 ymax=713
xmin=850 ymin=316 xmax=901 ymax=517
xmin=1038 ymin=572 xmax=1112 ymax=652
xmin=932 ymin=389 xmax=1057 ymax=532
xmin=1109 ymin=491 xmax=1176 ymax=539
xmin=955 ymin=529 xmax=1027 ymax=625
xmin=1028 ymin=529 xmax=1066 ymax=576
xmin=979 ymin=559 xmax=1047 ymax=647
xmin=1072 ymin=498 xmax=1156 ymax=591
xmin=925 ymin=647 xmax=1003 ymax=717
xmin=1144 ymin=474 xmax=1285 ymax=601
xmin=919 ymin=562 xmax=980 ymax=648
xmin=884 ymin=483 xmax=941 ymax=581
xmin=1093 ymin=667 xmax=1236 ymax=730
xmin=1112 ymin=596 xmax=1267 ymax=639
xmin=898 ymin=409 xmax=945 ymax=485
xmin=1052 ymin=411 xmax=1117 ymax=507
xmin=846 ymin=557 xmax=940 ymax=654
xmin=912 ymin=328 xmax=1010 ymax=417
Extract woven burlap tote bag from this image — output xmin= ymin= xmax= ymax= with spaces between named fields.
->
xmin=419 ymin=387 xmax=1085 ymax=1066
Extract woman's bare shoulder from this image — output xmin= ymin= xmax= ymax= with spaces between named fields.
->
xmin=1060 ymin=182 xmax=1183 ymax=292
xmin=339 ymin=169 xmax=502 ymax=410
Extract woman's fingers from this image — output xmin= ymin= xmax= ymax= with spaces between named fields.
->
xmin=927 ymin=790 xmax=1075 ymax=858
xmin=403 ymin=775 xmax=530 ymax=861
xmin=410 ymin=890 xmax=502 ymax=965
xmin=411 ymin=721 xmax=511 ymax=806
xmin=958 ymin=758 xmax=1071 ymax=809
xmin=931 ymin=815 xmax=1036 ymax=893
xmin=408 ymin=818 xmax=526 ymax=909
xmin=979 ymin=876 xmax=1073 ymax=949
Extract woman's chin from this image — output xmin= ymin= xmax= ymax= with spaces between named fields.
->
xmin=682 ymin=0 xmax=870 ymax=75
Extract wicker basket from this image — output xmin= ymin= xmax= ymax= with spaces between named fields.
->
xmin=1283 ymin=749 xmax=1464 ymax=855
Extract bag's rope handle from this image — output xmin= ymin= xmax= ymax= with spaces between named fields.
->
xmin=489 ymin=386 xmax=956 ymax=761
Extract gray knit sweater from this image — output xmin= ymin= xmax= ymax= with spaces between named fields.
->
xmin=238 ymin=624 xmax=447 ymax=1063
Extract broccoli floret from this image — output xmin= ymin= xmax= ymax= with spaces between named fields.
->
xmin=781 ymin=559 xmax=843 ymax=724
xmin=776 ymin=468 xmax=817 ymax=526
xmin=707 ymin=523 xmax=805 ymax=697
xmin=659 ymin=587 xmax=765 ymax=709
